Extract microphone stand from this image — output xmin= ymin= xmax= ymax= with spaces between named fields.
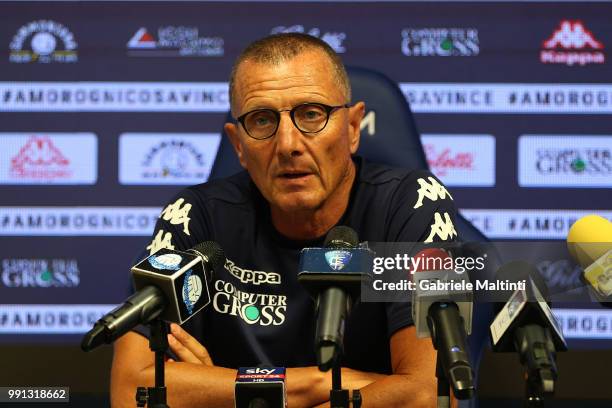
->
xmin=136 ymin=318 xmax=170 ymax=408
xmin=435 ymin=355 xmax=451 ymax=408
xmin=515 ymin=325 xmax=557 ymax=408
xmin=329 ymin=352 xmax=362 ymax=408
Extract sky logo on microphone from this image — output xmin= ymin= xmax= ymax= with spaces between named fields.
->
xmin=148 ymin=253 xmax=182 ymax=270
xmin=325 ymin=250 xmax=352 ymax=271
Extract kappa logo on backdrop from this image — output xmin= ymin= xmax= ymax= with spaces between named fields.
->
xmin=540 ymin=20 xmax=605 ymax=66
xmin=127 ymin=26 xmax=224 ymax=57
xmin=10 ymin=136 xmax=71 ymax=180
xmin=9 ymin=20 xmax=78 ymax=63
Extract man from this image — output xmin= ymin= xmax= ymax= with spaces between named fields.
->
xmin=111 ymin=33 xmax=458 ymax=407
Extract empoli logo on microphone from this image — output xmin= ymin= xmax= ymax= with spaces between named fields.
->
xmin=325 ymin=250 xmax=352 ymax=271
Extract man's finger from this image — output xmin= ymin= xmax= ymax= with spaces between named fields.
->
xmin=167 ymin=334 xmax=202 ymax=364
xmin=170 ymin=323 xmax=214 ymax=365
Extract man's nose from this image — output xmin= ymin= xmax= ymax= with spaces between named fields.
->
xmin=275 ymin=112 xmax=304 ymax=157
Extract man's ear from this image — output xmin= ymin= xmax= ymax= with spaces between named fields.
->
xmin=348 ymin=101 xmax=365 ymax=154
xmin=224 ymin=122 xmax=247 ymax=169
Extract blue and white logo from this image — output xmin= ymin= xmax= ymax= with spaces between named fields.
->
xmin=148 ymin=253 xmax=182 ymax=270
xmin=325 ymin=250 xmax=352 ymax=271
xmin=182 ymin=270 xmax=203 ymax=315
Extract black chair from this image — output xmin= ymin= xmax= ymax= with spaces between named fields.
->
xmin=210 ymin=66 xmax=491 ymax=406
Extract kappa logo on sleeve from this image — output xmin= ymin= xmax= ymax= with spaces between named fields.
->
xmin=424 ymin=212 xmax=457 ymax=243
xmin=160 ymin=198 xmax=192 ymax=235
xmin=413 ymin=176 xmax=453 ymax=209
xmin=146 ymin=230 xmax=175 ymax=254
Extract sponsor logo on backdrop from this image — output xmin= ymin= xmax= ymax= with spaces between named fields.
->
xmin=400 ymin=83 xmax=612 ymax=113
xmin=119 ymin=134 xmax=222 ymax=185
xmin=270 ymin=25 xmax=346 ymax=53
xmin=421 ymin=134 xmax=496 ymax=187
xmin=0 ymin=133 xmax=97 ymax=185
xmin=1 ymin=259 xmax=79 ymax=288
xmin=460 ymin=209 xmax=612 ymax=239
xmin=0 ymin=83 xmax=228 ymax=112
xmin=0 ymin=305 xmax=114 ymax=333
xmin=540 ymin=20 xmax=605 ymax=66
xmin=0 ymin=207 xmax=160 ymax=236
xmin=2 ymin=82 xmax=611 ymax=114
xmin=212 ymin=279 xmax=287 ymax=326
xmin=127 ymin=26 xmax=223 ymax=57
xmin=553 ymin=309 xmax=612 ymax=339
xmin=518 ymin=135 xmax=612 ymax=187
xmin=401 ymin=28 xmax=479 ymax=57
xmin=9 ymin=20 xmax=78 ymax=63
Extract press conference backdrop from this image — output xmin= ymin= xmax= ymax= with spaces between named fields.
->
xmin=0 ymin=1 xmax=611 ymax=349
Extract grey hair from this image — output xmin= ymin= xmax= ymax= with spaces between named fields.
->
xmin=228 ymin=33 xmax=351 ymax=115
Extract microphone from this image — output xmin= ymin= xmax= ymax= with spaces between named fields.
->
xmin=411 ymin=247 xmax=475 ymax=399
xmin=81 ymin=241 xmax=225 ymax=351
xmin=489 ymin=261 xmax=567 ymax=395
xmin=234 ymin=367 xmax=287 ymax=408
xmin=298 ymin=226 xmax=372 ymax=371
xmin=567 ymin=214 xmax=612 ymax=303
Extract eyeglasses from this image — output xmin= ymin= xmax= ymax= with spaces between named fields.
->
xmin=235 ymin=102 xmax=351 ymax=140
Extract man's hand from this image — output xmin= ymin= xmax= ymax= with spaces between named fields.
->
xmin=167 ymin=323 xmax=214 ymax=366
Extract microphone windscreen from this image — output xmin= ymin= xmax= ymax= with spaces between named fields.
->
xmin=324 ymin=225 xmax=359 ymax=248
xmin=192 ymin=241 xmax=226 ymax=271
xmin=567 ymin=214 xmax=612 ymax=268
xmin=412 ymin=248 xmax=452 ymax=273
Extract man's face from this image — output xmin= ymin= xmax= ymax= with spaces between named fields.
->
xmin=225 ymin=50 xmax=364 ymax=214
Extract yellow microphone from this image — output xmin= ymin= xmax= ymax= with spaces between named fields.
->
xmin=567 ymin=215 xmax=612 ymax=301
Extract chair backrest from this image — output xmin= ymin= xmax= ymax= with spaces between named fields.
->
xmin=349 ymin=66 xmax=428 ymax=170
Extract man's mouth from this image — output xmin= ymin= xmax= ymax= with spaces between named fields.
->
xmin=280 ymin=172 xmax=311 ymax=179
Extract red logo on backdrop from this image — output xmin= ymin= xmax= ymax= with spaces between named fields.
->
xmin=540 ymin=20 xmax=605 ymax=66
xmin=424 ymin=144 xmax=473 ymax=177
xmin=10 ymin=136 xmax=72 ymax=179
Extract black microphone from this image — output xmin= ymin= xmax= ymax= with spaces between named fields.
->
xmin=411 ymin=247 xmax=475 ymax=400
xmin=297 ymin=226 xmax=369 ymax=371
xmin=489 ymin=261 xmax=567 ymax=395
xmin=315 ymin=226 xmax=359 ymax=371
xmin=235 ymin=367 xmax=287 ymax=408
xmin=81 ymin=241 xmax=225 ymax=351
